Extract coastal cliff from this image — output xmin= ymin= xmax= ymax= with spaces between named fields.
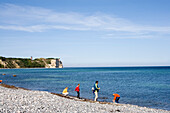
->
xmin=0 ymin=56 xmax=63 ymax=68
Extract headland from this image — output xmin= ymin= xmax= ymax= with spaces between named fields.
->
xmin=0 ymin=56 xmax=63 ymax=69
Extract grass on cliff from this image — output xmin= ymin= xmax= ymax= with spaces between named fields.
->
xmin=16 ymin=59 xmax=45 ymax=68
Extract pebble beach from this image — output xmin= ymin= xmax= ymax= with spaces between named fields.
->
xmin=0 ymin=84 xmax=169 ymax=113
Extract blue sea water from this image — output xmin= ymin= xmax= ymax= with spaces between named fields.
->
xmin=0 ymin=67 xmax=170 ymax=110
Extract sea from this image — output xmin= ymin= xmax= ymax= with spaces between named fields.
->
xmin=0 ymin=67 xmax=170 ymax=110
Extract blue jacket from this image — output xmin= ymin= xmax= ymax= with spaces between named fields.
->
xmin=94 ymin=83 xmax=100 ymax=92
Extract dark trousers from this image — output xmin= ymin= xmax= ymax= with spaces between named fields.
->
xmin=115 ymin=97 xmax=120 ymax=103
xmin=77 ymin=91 xmax=80 ymax=98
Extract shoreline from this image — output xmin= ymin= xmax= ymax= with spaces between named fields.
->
xmin=0 ymin=84 xmax=169 ymax=113
xmin=0 ymin=84 xmax=118 ymax=104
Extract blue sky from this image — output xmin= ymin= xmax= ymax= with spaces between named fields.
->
xmin=0 ymin=0 xmax=170 ymax=67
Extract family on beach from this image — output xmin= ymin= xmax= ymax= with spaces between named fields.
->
xmin=0 ymin=79 xmax=120 ymax=103
xmin=62 ymin=81 xmax=120 ymax=103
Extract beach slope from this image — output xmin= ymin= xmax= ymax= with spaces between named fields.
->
xmin=0 ymin=85 xmax=169 ymax=113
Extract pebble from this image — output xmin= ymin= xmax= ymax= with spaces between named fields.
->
xmin=0 ymin=86 xmax=169 ymax=113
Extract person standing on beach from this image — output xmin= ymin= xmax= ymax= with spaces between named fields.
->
xmin=94 ymin=81 xmax=100 ymax=101
xmin=62 ymin=87 xmax=69 ymax=96
xmin=113 ymin=93 xmax=120 ymax=103
xmin=75 ymin=84 xmax=80 ymax=98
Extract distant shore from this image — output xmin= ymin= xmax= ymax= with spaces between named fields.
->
xmin=0 ymin=84 xmax=169 ymax=113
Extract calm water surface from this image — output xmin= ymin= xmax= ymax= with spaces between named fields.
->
xmin=0 ymin=67 xmax=170 ymax=110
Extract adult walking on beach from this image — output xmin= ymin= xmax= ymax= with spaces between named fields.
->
xmin=75 ymin=84 xmax=80 ymax=98
xmin=94 ymin=81 xmax=100 ymax=101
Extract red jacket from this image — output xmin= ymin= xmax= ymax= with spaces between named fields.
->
xmin=75 ymin=86 xmax=80 ymax=92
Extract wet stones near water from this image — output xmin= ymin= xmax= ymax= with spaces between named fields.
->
xmin=98 ymin=97 xmax=108 ymax=99
xmin=2 ymin=74 xmax=6 ymax=75
xmin=0 ymin=84 xmax=18 ymax=89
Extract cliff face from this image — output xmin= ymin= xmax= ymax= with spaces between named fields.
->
xmin=45 ymin=59 xmax=63 ymax=68
xmin=0 ymin=56 xmax=63 ymax=68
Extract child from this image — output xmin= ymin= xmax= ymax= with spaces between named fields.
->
xmin=62 ymin=87 xmax=69 ymax=96
xmin=113 ymin=93 xmax=120 ymax=103
xmin=75 ymin=84 xmax=80 ymax=98
xmin=0 ymin=80 xmax=2 ymax=84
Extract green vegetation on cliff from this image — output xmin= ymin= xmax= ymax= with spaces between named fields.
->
xmin=0 ymin=56 xmax=6 ymax=61
xmin=15 ymin=59 xmax=45 ymax=68
xmin=0 ymin=56 xmax=57 ymax=68
xmin=0 ymin=64 xmax=4 ymax=68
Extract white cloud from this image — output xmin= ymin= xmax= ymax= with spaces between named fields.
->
xmin=0 ymin=25 xmax=90 ymax=32
xmin=0 ymin=3 xmax=170 ymax=37
xmin=0 ymin=25 xmax=44 ymax=32
xmin=103 ymin=33 xmax=154 ymax=39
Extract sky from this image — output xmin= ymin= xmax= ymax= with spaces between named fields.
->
xmin=0 ymin=0 xmax=170 ymax=67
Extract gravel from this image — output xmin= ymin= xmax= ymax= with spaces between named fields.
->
xmin=0 ymin=86 xmax=169 ymax=113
